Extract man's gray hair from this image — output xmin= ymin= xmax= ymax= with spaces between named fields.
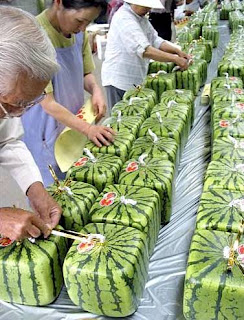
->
xmin=0 ymin=6 xmax=59 ymax=96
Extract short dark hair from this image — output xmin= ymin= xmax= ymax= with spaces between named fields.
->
xmin=55 ymin=0 xmax=108 ymax=16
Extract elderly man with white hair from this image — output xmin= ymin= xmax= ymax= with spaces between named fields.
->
xmin=0 ymin=6 xmax=62 ymax=241
xmin=102 ymin=0 xmax=191 ymax=110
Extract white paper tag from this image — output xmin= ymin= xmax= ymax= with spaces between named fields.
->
xmin=138 ymin=153 xmax=148 ymax=166
xmin=148 ymin=129 xmax=158 ymax=143
xmin=83 ymin=148 xmax=96 ymax=163
xmin=156 ymin=112 xmax=163 ymax=123
xmin=120 ymin=196 xmax=137 ymax=206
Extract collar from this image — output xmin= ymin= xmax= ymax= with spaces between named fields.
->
xmin=123 ymin=2 xmax=146 ymax=20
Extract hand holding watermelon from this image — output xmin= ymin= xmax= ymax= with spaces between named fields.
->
xmin=0 ymin=207 xmax=50 ymax=241
xmin=27 ymin=181 xmax=62 ymax=230
xmin=84 ymin=123 xmax=115 ymax=148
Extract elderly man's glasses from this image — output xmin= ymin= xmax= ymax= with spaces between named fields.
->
xmin=0 ymin=92 xmax=46 ymax=119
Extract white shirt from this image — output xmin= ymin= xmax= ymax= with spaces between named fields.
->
xmin=101 ymin=3 xmax=164 ymax=91
xmin=0 ymin=118 xmax=43 ymax=194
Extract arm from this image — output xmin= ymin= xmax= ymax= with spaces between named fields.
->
xmin=83 ymin=32 xmax=106 ymax=123
xmin=40 ymin=94 xmax=115 ymax=147
xmin=143 ymin=45 xmax=189 ymax=70
xmin=84 ymin=72 xmax=106 ymax=123
xmin=0 ymin=119 xmax=61 ymax=240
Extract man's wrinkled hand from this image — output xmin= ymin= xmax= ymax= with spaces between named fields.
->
xmin=91 ymin=89 xmax=107 ymax=123
xmin=175 ymin=56 xmax=189 ymax=71
xmin=0 ymin=207 xmax=50 ymax=241
xmin=87 ymin=124 xmax=115 ymax=147
xmin=27 ymin=182 xmax=62 ymax=230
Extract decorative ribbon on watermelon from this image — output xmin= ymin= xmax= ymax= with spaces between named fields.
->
xmin=148 ymin=129 xmax=158 ymax=143
xmin=83 ymin=148 xmax=97 ymax=163
xmin=138 ymin=153 xmax=148 ymax=166
xmin=156 ymin=112 xmax=163 ymax=124
xmin=116 ymin=110 xmax=122 ymax=122
xmin=175 ymin=89 xmax=184 ymax=94
xmin=223 ymin=72 xmax=229 ymax=86
xmin=224 ymin=219 xmax=244 ymax=274
xmin=223 ymin=83 xmax=231 ymax=90
xmin=120 ymin=196 xmax=137 ymax=206
xmin=129 ymin=97 xmax=144 ymax=105
xmin=167 ymin=100 xmax=177 ymax=109
xmin=228 ymin=135 xmax=244 ymax=149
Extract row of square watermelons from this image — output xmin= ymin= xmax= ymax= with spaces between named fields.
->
xmin=59 ymin=86 xmax=195 ymax=317
xmin=0 ymin=86 xmax=195 ymax=318
xmin=183 ymin=29 xmax=244 ymax=320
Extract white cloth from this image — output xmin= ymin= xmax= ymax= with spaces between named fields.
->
xmin=0 ymin=118 xmax=43 ymax=194
xmin=185 ymin=0 xmax=203 ymax=12
xmin=101 ymin=3 xmax=164 ymax=91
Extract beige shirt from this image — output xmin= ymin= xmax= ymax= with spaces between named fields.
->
xmin=0 ymin=118 xmax=43 ymax=194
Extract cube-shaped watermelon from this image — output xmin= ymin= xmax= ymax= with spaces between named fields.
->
xmin=144 ymin=72 xmax=176 ymax=101
xmin=175 ymin=65 xmax=201 ymax=96
xmin=89 ymin=185 xmax=161 ymax=256
xmin=160 ymin=89 xmax=194 ymax=114
xmin=66 ymin=152 xmax=123 ymax=192
xmin=211 ymin=87 xmax=244 ymax=105
xmin=196 ymin=187 xmax=244 ymax=233
xmin=210 ymin=76 xmax=243 ymax=99
xmin=211 ymin=101 xmax=244 ymax=122
xmin=47 ymin=180 xmax=99 ymax=231
xmin=148 ymin=61 xmax=175 ymax=74
xmin=118 ymin=156 xmax=174 ymax=223
xmin=63 ymin=223 xmax=149 ymax=317
xmin=111 ymin=99 xmax=150 ymax=119
xmin=204 ymin=159 xmax=244 ymax=192
xmin=151 ymin=101 xmax=192 ymax=138
xmin=0 ymin=232 xmax=68 ymax=306
xmin=138 ymin=116 xmax=185 ymax=154
xmin=102 ymin=115 xmax=142 ymax=137
xmin=184 ymin=229 xmax=244 ymax=320
xmin=85 ymin=132 xmax=135 ymax=162
xmin=212 ymin=115 xmax=244 ymax=140
xmin=212 ymin=136 xmax=244 ymax=161
xmin=129 ymin=135 xmax=179 ymax=165
xmin=123 ymin=86 xmax=157 ymax=110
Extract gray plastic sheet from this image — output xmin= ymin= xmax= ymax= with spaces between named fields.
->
xmin=0 ymin=21 xmax=230 ymax=320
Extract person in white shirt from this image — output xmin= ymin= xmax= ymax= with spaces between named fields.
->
xmin=0 ymin=6 xmax=62 ymax=241
xmin=102 ymin=0 xmax=191 ymax=111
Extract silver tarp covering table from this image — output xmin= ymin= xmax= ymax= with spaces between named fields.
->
xmin=0 ymin=21 xmax=230 ymax=320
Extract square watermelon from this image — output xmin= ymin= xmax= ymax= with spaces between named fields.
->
xmin=102 ymin=115 xmax=143 ymax=137
xmin=144 ymin=73 xmax=176 ymax=101
xmin=204 ymin=159 xmax=244 ymax=192
xmin=138 ymin=116 xmax=185 ymax=155
xmin=123 ymin=86 xmax=157 ymax=109
xmin=118 ymin=156 xmax=175 ymax=223
xmin=212 ymin=115 xmax=244 ymax=141
xmin=111 ymin=99 xmax=150 ymax=119
xmin=196 ymin=187 xmax=244 ymax=233
xmin=63 ymin=223 xmax=149 ymax=317
xmin=89 ymin=184 xmax=161 ymax=256
xmin=85 ymin=132 xmax=135 ymax=162
xmin=184 ymin=229 xmax=244 ymax=320
xmin=66 ymin=152 xmax=123 ymax=192
xmin=212 ymin=136 xmax=244 ymax=161
xmin=0 ymin=233 xmax=68 ymax=306
xmin=129 ymin=135 xmax=179 ymax=166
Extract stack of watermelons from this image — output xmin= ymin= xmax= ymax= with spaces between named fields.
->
xmin=183 ymin=26 xmax=244 ymax=320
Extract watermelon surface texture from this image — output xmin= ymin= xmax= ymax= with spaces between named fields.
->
xmin=184 ymin=229 xmax=244 ymax=320
xmin=111 ymin=99 xmax=150 ymax=119
xmin=0 ymin=233 xmax=68 ymax=306
xmin=196 ymin=187 xmax=244 ymax=233
xmin=89 ymin=184 xmax=161 ymax=255
xmin=212 ymin=136 xmax=244 ymax=161
xmin=118 ymin=156 xmax=174 ymax=223
xmin=204 ymin=159 xmax=244 ymax=192
xmin=66 ymin=153 xmax=123 ymax=192
xmin=47 ymin=180 xmax=99 ymax=231
xmin=63 ymin=223 xmax=149 ymax=317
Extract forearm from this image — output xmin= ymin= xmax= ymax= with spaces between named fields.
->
xmin=84 ymin=73 xmax=101 ymax=95
xmin=143 ymin=45 xmax=179 ymax=63
xmin=159 ymin=40 xmax=182 ymax=55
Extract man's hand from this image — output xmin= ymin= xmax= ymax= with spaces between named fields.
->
xmin=91 ymin=87 xmax=107 ymax=123
xmin=86 ymin=124 xmax=115 ymax=147
xmin=0 ymin=207 xmax=50 ymax=241
xmin=27 ymin=182 xmax=62 ymax=230
xmin=178 ymin=50 xmax=192 ymax=61
xmin=175 ymin=56 xmax=189 ymax=70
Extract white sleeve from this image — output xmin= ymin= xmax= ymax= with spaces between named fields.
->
xmin=0 ymin=118 xmax=43 ymax=194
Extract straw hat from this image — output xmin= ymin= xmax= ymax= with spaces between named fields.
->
xmin=124 ymin=0 xmax=164 ymax=9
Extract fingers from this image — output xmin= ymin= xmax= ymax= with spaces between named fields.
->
xmin=28 ymin=224 xmax=42 ymax=238
xmin=31 ymin=215 xmax=50 ymax=238
xmin=49 ymin=207 xmax=62 ymax=229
